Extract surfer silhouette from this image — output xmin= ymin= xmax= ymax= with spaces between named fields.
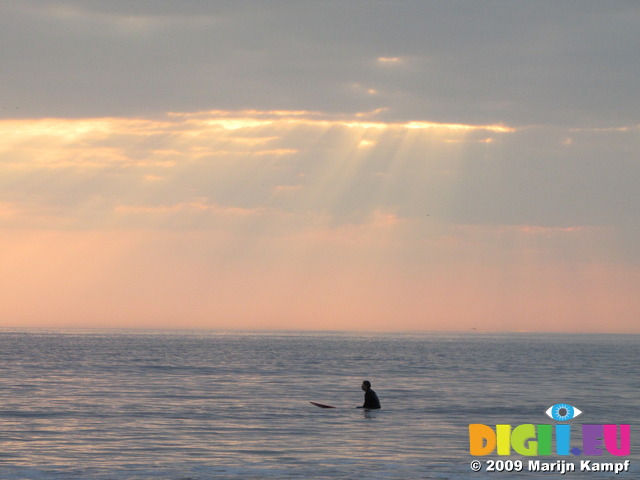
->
xmin=358 ymin=380 xmax=381 ymax=409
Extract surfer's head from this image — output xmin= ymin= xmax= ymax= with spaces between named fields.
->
xmin=361 ymin=380 xmax=371 ymax=391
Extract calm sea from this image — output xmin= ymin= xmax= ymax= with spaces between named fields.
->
xmin=0 ymin=330 xmax=638 ymax=479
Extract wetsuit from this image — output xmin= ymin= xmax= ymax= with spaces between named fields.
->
xmin=362 ymin=389 xmax=381 ymax=409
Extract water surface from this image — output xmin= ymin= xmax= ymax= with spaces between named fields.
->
xmin=0 ymin=330 xmax=637 ymax=478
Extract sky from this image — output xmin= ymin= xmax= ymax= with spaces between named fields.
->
xmin=1 ymin=1 xmax=640 ymax=333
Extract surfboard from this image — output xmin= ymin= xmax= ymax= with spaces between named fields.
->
xmin=310 ymin=401 xmax=336 ymax=409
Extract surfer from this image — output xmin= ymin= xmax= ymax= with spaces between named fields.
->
xmin=358 ymin=380 xmax=381 ymax=409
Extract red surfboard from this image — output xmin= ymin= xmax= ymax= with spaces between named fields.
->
xmin=310 ymin=401 xmax=336 ymax=409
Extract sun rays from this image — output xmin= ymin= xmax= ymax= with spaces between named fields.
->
xmin=0 ymin=109 xmax=511 ymax=231
xmin=1 ymin=109 xmax=638 ymax=331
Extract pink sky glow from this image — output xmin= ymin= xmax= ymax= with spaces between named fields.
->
xmin=1 ymin=112 xmax=639 ymax=333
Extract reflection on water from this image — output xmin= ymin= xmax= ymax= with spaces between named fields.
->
xmin=0 ymin=330 xmax=638 ymax=479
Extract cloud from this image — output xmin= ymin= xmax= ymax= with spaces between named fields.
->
xmin=448 ymin=125 xmax=640 ymax=230
xmin=2 ymin=2 xmax=639 ymax=126
xmin=2 ymin=108 xmax=639 ymax=244
xmin=3 ymin=108 xmax=639 ymax=269
xmin=377 ymin=57 xmax=401 ymax=64
xmin=2 ymin=0 xmax=640 ymax=333
xmin=0 ymin=110 xmax=517 ymax=230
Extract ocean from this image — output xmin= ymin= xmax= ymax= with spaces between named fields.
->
xmin=0 ymin=330 xmax=637 ymax=479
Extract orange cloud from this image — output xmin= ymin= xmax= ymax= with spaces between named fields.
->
xmin=2 ymin=110 xmax=639 ymax=333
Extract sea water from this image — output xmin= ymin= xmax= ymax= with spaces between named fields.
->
xmin=0 ymin=330 xmax=638 ymax=479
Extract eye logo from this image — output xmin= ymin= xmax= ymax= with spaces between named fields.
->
xmin=545 ymin=403 xmax=582 ymax=421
